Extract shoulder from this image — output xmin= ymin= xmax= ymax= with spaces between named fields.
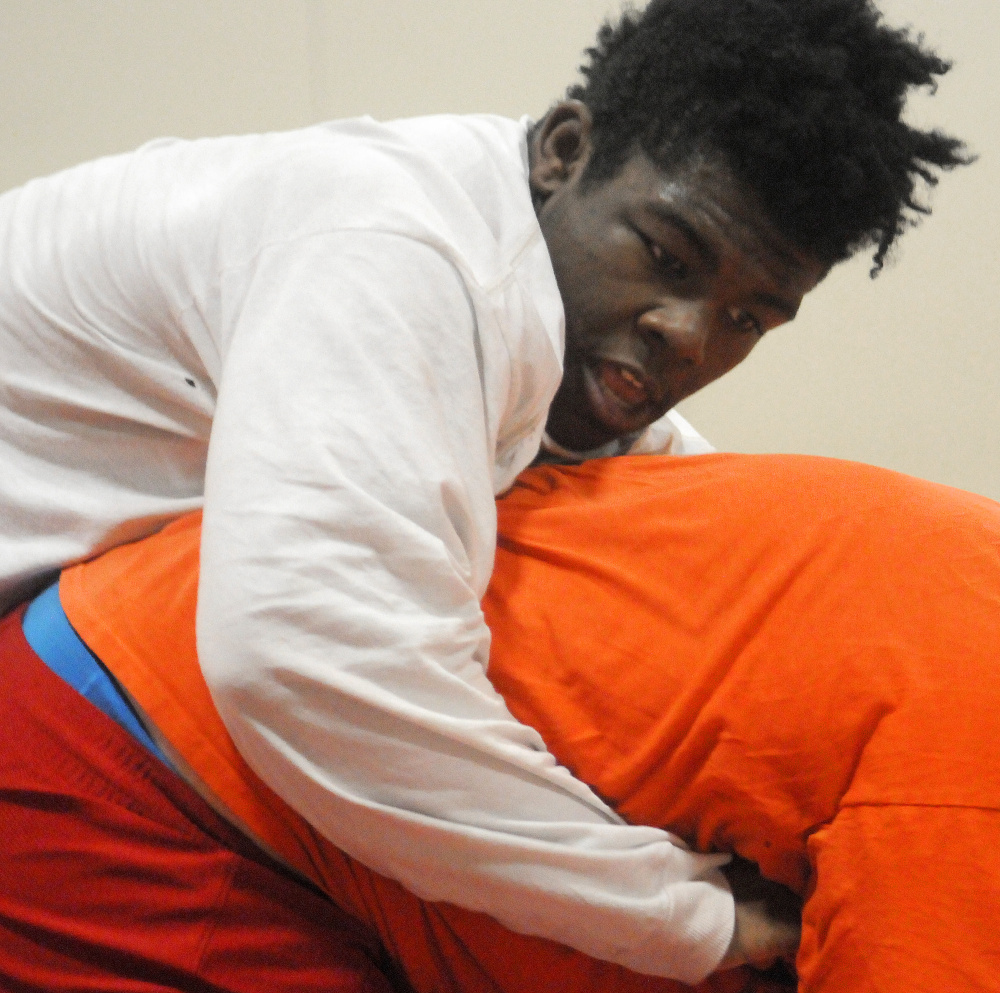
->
xmin=214 ymin=116 xmax=539 ymax=282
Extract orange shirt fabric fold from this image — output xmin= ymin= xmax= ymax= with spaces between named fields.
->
xmin=62 ymin=453 xmax=1000 ymax=993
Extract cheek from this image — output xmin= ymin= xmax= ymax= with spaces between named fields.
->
xmin=549 ymin=242 xmax=602 ymax=327
xmin=560 ymin=271 xmax=621 ymax=340
xmin=554 ymin=222 xmax=630 ymax=324
xmin=706 ymin=334 xmax=759 ymax=380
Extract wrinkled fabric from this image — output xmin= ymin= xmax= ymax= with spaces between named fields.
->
xmin=0 ymin=112 xmax=728 ymax=979
xmin=61 ymin=452 xmax=1000 ymax=990
xmin=0 ymin=606 xmax=404 ymax=993
xmin=485 ymin=455 xmax=1000 ymax=992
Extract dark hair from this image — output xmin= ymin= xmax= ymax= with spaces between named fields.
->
xmin=569 ymin=0 xmax=971 ymax=273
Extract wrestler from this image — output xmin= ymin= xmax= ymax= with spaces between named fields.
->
xmin=0 ymin=0 xmax=968 ymax=981
xmin=5 ymin=451 xmax=997 ymax=992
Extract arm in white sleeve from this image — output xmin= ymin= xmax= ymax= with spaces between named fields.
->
xmin=198 ymin=230 xmax=734 ymax=983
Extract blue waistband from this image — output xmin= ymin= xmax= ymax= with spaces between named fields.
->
xmin=22 ymin=581 xmax=173 ymax=767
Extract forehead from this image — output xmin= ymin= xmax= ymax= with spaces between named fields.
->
xmin=598 ymin=151 xmax=824 ymax=288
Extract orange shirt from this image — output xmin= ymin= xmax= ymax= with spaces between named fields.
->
xmin=58 ymin=511 xmax=718 ymax=993
xmin=62 ymin=453 xmax=1000 ymax=993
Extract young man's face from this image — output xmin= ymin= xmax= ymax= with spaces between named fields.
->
xmin=531 ymin=103 xmax=827 ymax=453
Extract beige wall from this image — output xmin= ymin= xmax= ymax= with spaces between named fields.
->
xmin=1 ymin=0 xmax=996 ymax=498
xmin=678 ymin=0 xmax=1000 ymax=501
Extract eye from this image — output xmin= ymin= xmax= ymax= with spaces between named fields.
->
xmin=730 ymin=308 xmax=764 ymax=338
xmin=639 ymin=232 xmax=689 ymax=280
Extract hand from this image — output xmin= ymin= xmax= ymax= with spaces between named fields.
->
xmin=717 ymin=855 xmax=802 ymax=972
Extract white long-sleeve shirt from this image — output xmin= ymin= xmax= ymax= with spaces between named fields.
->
xmin=0 ymin=113 xmax=732 ymax=982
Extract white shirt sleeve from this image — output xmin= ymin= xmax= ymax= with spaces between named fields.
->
xmin=198 ymin=229 xmax=734 ymax=982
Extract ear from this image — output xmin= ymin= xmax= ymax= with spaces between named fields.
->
xmin=528 ymin=100 xmax=593 ymax=203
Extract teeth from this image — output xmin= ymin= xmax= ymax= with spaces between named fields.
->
xmin=620 ymin=368 xmax=644 ymax=390
xmin=596 ymin=360 xmax=652 ymax=412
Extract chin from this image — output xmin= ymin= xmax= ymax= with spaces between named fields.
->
xmin=596 ymin=408 xmax=666 ymax=441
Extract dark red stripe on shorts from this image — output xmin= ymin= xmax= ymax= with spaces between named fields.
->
xmin=0 ymin=605 xmax=405 ymax=993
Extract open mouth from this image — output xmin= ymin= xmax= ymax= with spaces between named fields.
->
xmin=582 ymin=359 xmax=664 ymax=433
xmin=598 ymin=360 xmax=651 ymax=408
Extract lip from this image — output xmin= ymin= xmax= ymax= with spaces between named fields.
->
xmin=582 ymin=359 xmax=666 ymax=433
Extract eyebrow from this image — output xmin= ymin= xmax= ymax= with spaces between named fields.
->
xmin=646 ymin=203 xmax=720 ymax=269
xmin=645 ymin=204 xmax=802 ymax=321
xmin=751 ymin=292 xmax=800 ymax=321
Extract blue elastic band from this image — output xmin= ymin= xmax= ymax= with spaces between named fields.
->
xmin=23 ymin=581 xmax=173 ymax=767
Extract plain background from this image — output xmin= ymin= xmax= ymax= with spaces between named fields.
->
xmin=1 ymin=0 xmax=996 ymax=498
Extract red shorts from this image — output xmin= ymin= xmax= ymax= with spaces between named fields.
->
xmin=0 ymin=605 xmax=405 ymax=993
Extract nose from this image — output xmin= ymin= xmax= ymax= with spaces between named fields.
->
xmin=638 ymin=301 xmax=711 ymax=366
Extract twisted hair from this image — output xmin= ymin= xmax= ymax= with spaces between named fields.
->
xmin=570 ymin=0 xmax=971 ymax=273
